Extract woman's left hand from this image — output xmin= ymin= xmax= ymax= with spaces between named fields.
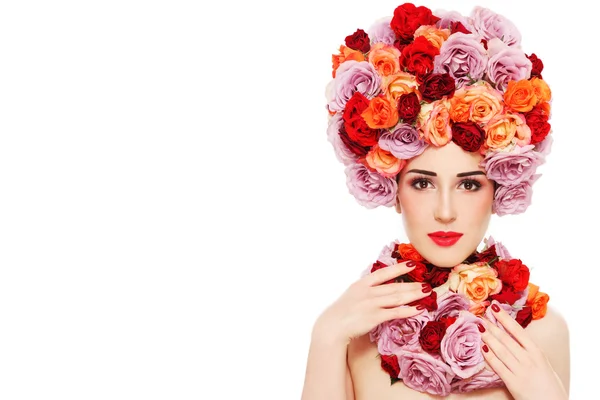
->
xmin=478 ymin=304 xmax=568 ymax=400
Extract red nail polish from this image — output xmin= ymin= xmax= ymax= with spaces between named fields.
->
xmin=482 ymin=344 xmax=489 ymax=353
xmin=421 ymin=283 xmax=432 ymax=293
xmin=477 ymin=323 xmax=485 ymax=333
xmin=491 ymin=304 xmax=500 ymax=313
xmin=406 ymin=261 xmax=416 ymax=267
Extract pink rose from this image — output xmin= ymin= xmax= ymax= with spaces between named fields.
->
xmin=326 ymin=113 xmax=358 ymax=166
xmin=493 ymin=174 xmax=540 ymax=216
xmin=485 ymin=38 xmax=532 ymax=92
xmin=482 ymin=144 xmax=544 ymax=186
xmin=470 ymin=6 xmax=522 ymax=47
xmin=434 ymin=32 xmax=488 ymax=88
xmin=377 ymin=312 xmax=431 ymax=355
xmin=440 ymin=310 xmax=485 ymax=378
xmin=398 ymin=350 xmax=455 ymax=396
xmin=345 ymin=163 xmax=397 ymax=209
xmin=451 ymin=366 xmax=504 ymax=392
xmin=434 ymin=291 xmax=470 ymax=320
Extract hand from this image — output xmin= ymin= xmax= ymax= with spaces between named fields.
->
xmin=478 ymin=304 xmax=567 ymax=400
xmin=313 ymin=261 xmax=431 ymax=346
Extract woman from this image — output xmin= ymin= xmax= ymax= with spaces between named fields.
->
xmin=301 ymin=3 xmax=569 ymax=399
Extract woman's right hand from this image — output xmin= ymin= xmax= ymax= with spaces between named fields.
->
xmin=312 ymin=260 xmax=432 ymax=346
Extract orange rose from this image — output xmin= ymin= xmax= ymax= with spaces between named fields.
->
xmin=381 ymin=72 xmax=420 ymax=103
xmin=418 ymin=100 xmax=452 ymax=146
xmin=526 ymin=283 xmax=550 ymax=319
xmin=504 ymin=80 xmax=537 ymax=113
xmin=448 ymin=263 xmax=503 ymax=303
xmin=463 ymin=83 xmax=504 ymax=124
xmin=361 ymin=95 xmax=399 ymax=129
xmin=531 ymin=77 xmax=551 ymax=103
xmin=449 ymin=95 xmax=470 ymax=123
xmin=332 ymin=45 xmax=365 ymax=78
xmin=484 ymin=112 xmax=531 ymax=149
xmin=397 ymin=243 xmax=425 ymax=261
xmin=368 ymin=43 xmax=401 ymax=77
xmin=414 ymin=25 xmax=451 ymax=49
xmin=365 ymin=145 xmax=406 ymax=177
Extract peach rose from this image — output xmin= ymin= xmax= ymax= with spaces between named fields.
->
xmin=504 ymin=80 xmax=537 ymax=113
xmin=484 ymin=112 xmax=531 ymax=149
xmin=531 ymin=77 xmax=551 ymax=103
xmin=361 ymin=95 xmax=399 ymax=129
xmin=469 ymin=300 xmax=490 ymax=316
xmin=381 ymin=72 xmax=420 ymax=103
xmin=368 ymin=43 xmax=401 ymax=77
xmin=526 ymin=282 xmax=550 ymax=320
xmin=332 ymin=45 xmax=365 ymax=78
xmin=414 ymin=25 xmax=451 ymax=49
xmin=398 ymin=243 xmax=425 ymax=261
xmin=463 ymin=83 xmax=504 ymax=124
xmin=417 ymin=100 xmax=452 ymax=146
xmin=449 ymin=95 xmax=470 ymax=123
xmin=448 ymin=263 xmax=503 ymax=303
xmin=365 ymin=145 xmax=406 ymax=177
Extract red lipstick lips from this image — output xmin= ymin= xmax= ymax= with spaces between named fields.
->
xmin=428 ymin=231 xmax=463 ymax=247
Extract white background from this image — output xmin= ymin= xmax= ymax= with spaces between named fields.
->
xmin=0 ymin=0 xmax=595 ymax=398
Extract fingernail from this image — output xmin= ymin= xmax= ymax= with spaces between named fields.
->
xmin=477 ymin=323 xmax=485 ymax=333
xmin=482 ymin=344 xmax=489 ymax=353
xmin=421 ymin=283 xmax=432 ymax=293
xmin=416 ymin=304 xmax=426 ymax=310
xmin=491 ymin=304 xmax=500 ymax=313
xmin=406 ymin=261 xmax=416 ymax=268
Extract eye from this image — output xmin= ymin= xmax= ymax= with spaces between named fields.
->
xmin=459 ymin=179 xmax=482 ymax=191
xmin=410 ymin=177 xmax=433 ymax=190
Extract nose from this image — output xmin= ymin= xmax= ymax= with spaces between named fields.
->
xmin=434 ymin=189 xmax=457 ymax=225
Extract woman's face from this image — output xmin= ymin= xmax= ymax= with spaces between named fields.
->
xmin=396 ymin=141 xmax=495 ymax=268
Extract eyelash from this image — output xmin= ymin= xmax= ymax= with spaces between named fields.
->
xmin=409 ymin=176 xmax=483 ymax=192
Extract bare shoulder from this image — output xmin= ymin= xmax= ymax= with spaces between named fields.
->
xmin=524 ymin=305 xmax=570 ymax=393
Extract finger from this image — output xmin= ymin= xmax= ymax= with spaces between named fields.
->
xmin=370 ymin=281 xmax=427 ymax=297
xmin=481 ymin=340 xmax=513 ymax=383
xmin=377 ymin=304 xmax=425 ymax=322
xmin=479 ymin=319 xmax=521 ymax=373
xmin=374 ymin=287 xmax=433 ymax=308
xmin=489 ymin=303 xmax=537 ymax=351
xmin=365 ymin=261 xmax=417 ymax=286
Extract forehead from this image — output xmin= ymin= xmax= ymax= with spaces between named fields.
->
xmin=403 ymin=141 xmax=485 ymax=175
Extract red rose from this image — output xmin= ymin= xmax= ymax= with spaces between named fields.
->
xmin=343 ymin=92 xmax=380 ymax=147
xmin=527 ymin=53 xmax=544 ymax=78
xmin=420 ymin=73 xmax=456 ymax=102
xmin=406 ymin=261 xmax=428 ymax=282
xmin=390 ymin=3 xmax=440 ymax=42
xmin=397 ymin=92 xmax=421 ymax=124
xmin=467 ymin=245 xmax=498 ymax=264
xmin=439 ymin=316 xmax=457 ymax=328
xmin=338 ymin=125 xmax=369 ymax=157
xmin=450 ymin=21 xmax=471 ymax=35
xmin=490 ymin=286 xmax=522 ymax=305
xmin=393 ymin=39 xmax=410 ymax=53
xmin=380 ymin=354 xmax=400 ymax=380
xmin=370 ymin=260 xmax=395 ymax=284
xmin=345 ymin=29 xmax=371 ymax=53
xmin=400 ymin=36 xmax=439 ymax=82
xmin=419 ymin=320 xmax=447 ymax=354
xmin=516 ymin=306 xmax=533 ymax=328
xmin=451 ymin=122 xmax=485 ymax=152
xmin=408 ymin=290 xmax=437 ymax=311
xmin=525 ymin=105 xmax=551 ymax=145
xmin=425 ymin=267 xmax=450 ymax=288
xmin=495 ymin=259 xmax=530 ymax=291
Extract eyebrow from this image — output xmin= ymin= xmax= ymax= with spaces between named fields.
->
xmin=406 ymin=169 xmax=487 ymax=177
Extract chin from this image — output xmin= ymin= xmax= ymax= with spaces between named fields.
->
xmin=413 ymin=238 xmax=478 ymax=268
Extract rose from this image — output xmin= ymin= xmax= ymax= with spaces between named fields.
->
xmin=418 ymin=100 xmax=452 ymax=146
xmin=345 ymin=28 xmax=370 ymax=53
xmin=451 ymin=366 xmax=503 ymax=393
xmin=377 ymin=240 xmax=399 ymax=266
xmin=397 ymin=93 xmax=421 ymax=124
xmin=484 ymin=112 xmax=531 ymax=150
xmin=469 ymin=301 xmax=490 ymax=316
xmin=490 ymin=286 xmax=522 ymax=305
xmin=462 ymin=82 xmax=504 ymax=124
xmin=367 ymin=16 xmax=395 ymax=46
xmin=525 ymin=103 xmax=551 ymax=145
xmin=345 ymin=163 xmax=397 ymax=208
xmin=526 ymin=283 xmax=550 ymax=319
xmin=434 ymin=291 xmax=470 ymax=320
xmin=448 ymin=263 xmax=503 ymax=303
xmin=361 ymin=95 xmax=399 ymax=129
xmin=426 ymin=268 xmax=451 ymax=288
xmin=380 ymin=354 xmax=400 ymax=379
xmin=414 ymin=25 xmax=451 ymax=49
xmin=419 ymin=73 xmax=456 ymax=102
xmin=381 ymin=72 xmax=419 ymax=103
xmin=400 ymin=36 xmax=440 ymax=80
xmin=484 ymin=236 xmax=512 ymax=260
xmin=531 ymin=77 xmax=551 ymax=103
xmin=368 ymin=43 xmax=401 ymax=77
xmin=465 ymin=244 xmax=497 ymax=264
xmin=419 ymin=320 xmax=448 ymax=354
xmin=469 ymin=6 xmax=522 ymax=46
xmin=378 ymin=123 xmax=427 ymax=159
xmin=408 ymin=290 xmax=437 ymax=312
xmin=377 ymin=312 xmax=430 ymax=354
xmin=396 ymin=243 xmax=425 ymax=261
xmin=503 ymin=79 xmax=537 ymax=113
xmin=390 ymin=3 xmax=440 ymax=42
xmin=481 ymin=144 xmax=544 ymax=186
xmin=338 ymin=125 xmax=369 ymax=157
xmin=534 ymin=134 xmax=552 ymax=156
xmin=434 ymin=10 xmax=472 ymax=32
xmin=331 ymin=45 xmax=365 ymax=78
xmin=433 ymin=32 xmax=488 ymax=88
xmin=398 ymin=351 xmax=454 ymax=396
xmin=516 ymin=306 xmax=533 ymax=328
xmin=527 ymin=53 xmax=544 ymax=78
xmin=327 ymin=60 xmax=381 ymax=113
xmin=485 ymin=38 xmax=532 ymax=92
xmin=493 ymin=174 xmax=540 ymax=216
xmin=495 ymin=258 xmax=530 ymax=291
xmin=365 ymin=145 xmax=406 ymax=177
xmin=342 ymin=92 xmax=380 ymax=148
xmin=402 ymin=261 xmax=427 ymax=282
xmin=440 ymin=310 xmax=485 ymax=378
xmin=326 ymin=113 xmax=359 ymax=165
xmin=451 ymin=122 xmax=485 ymax=152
